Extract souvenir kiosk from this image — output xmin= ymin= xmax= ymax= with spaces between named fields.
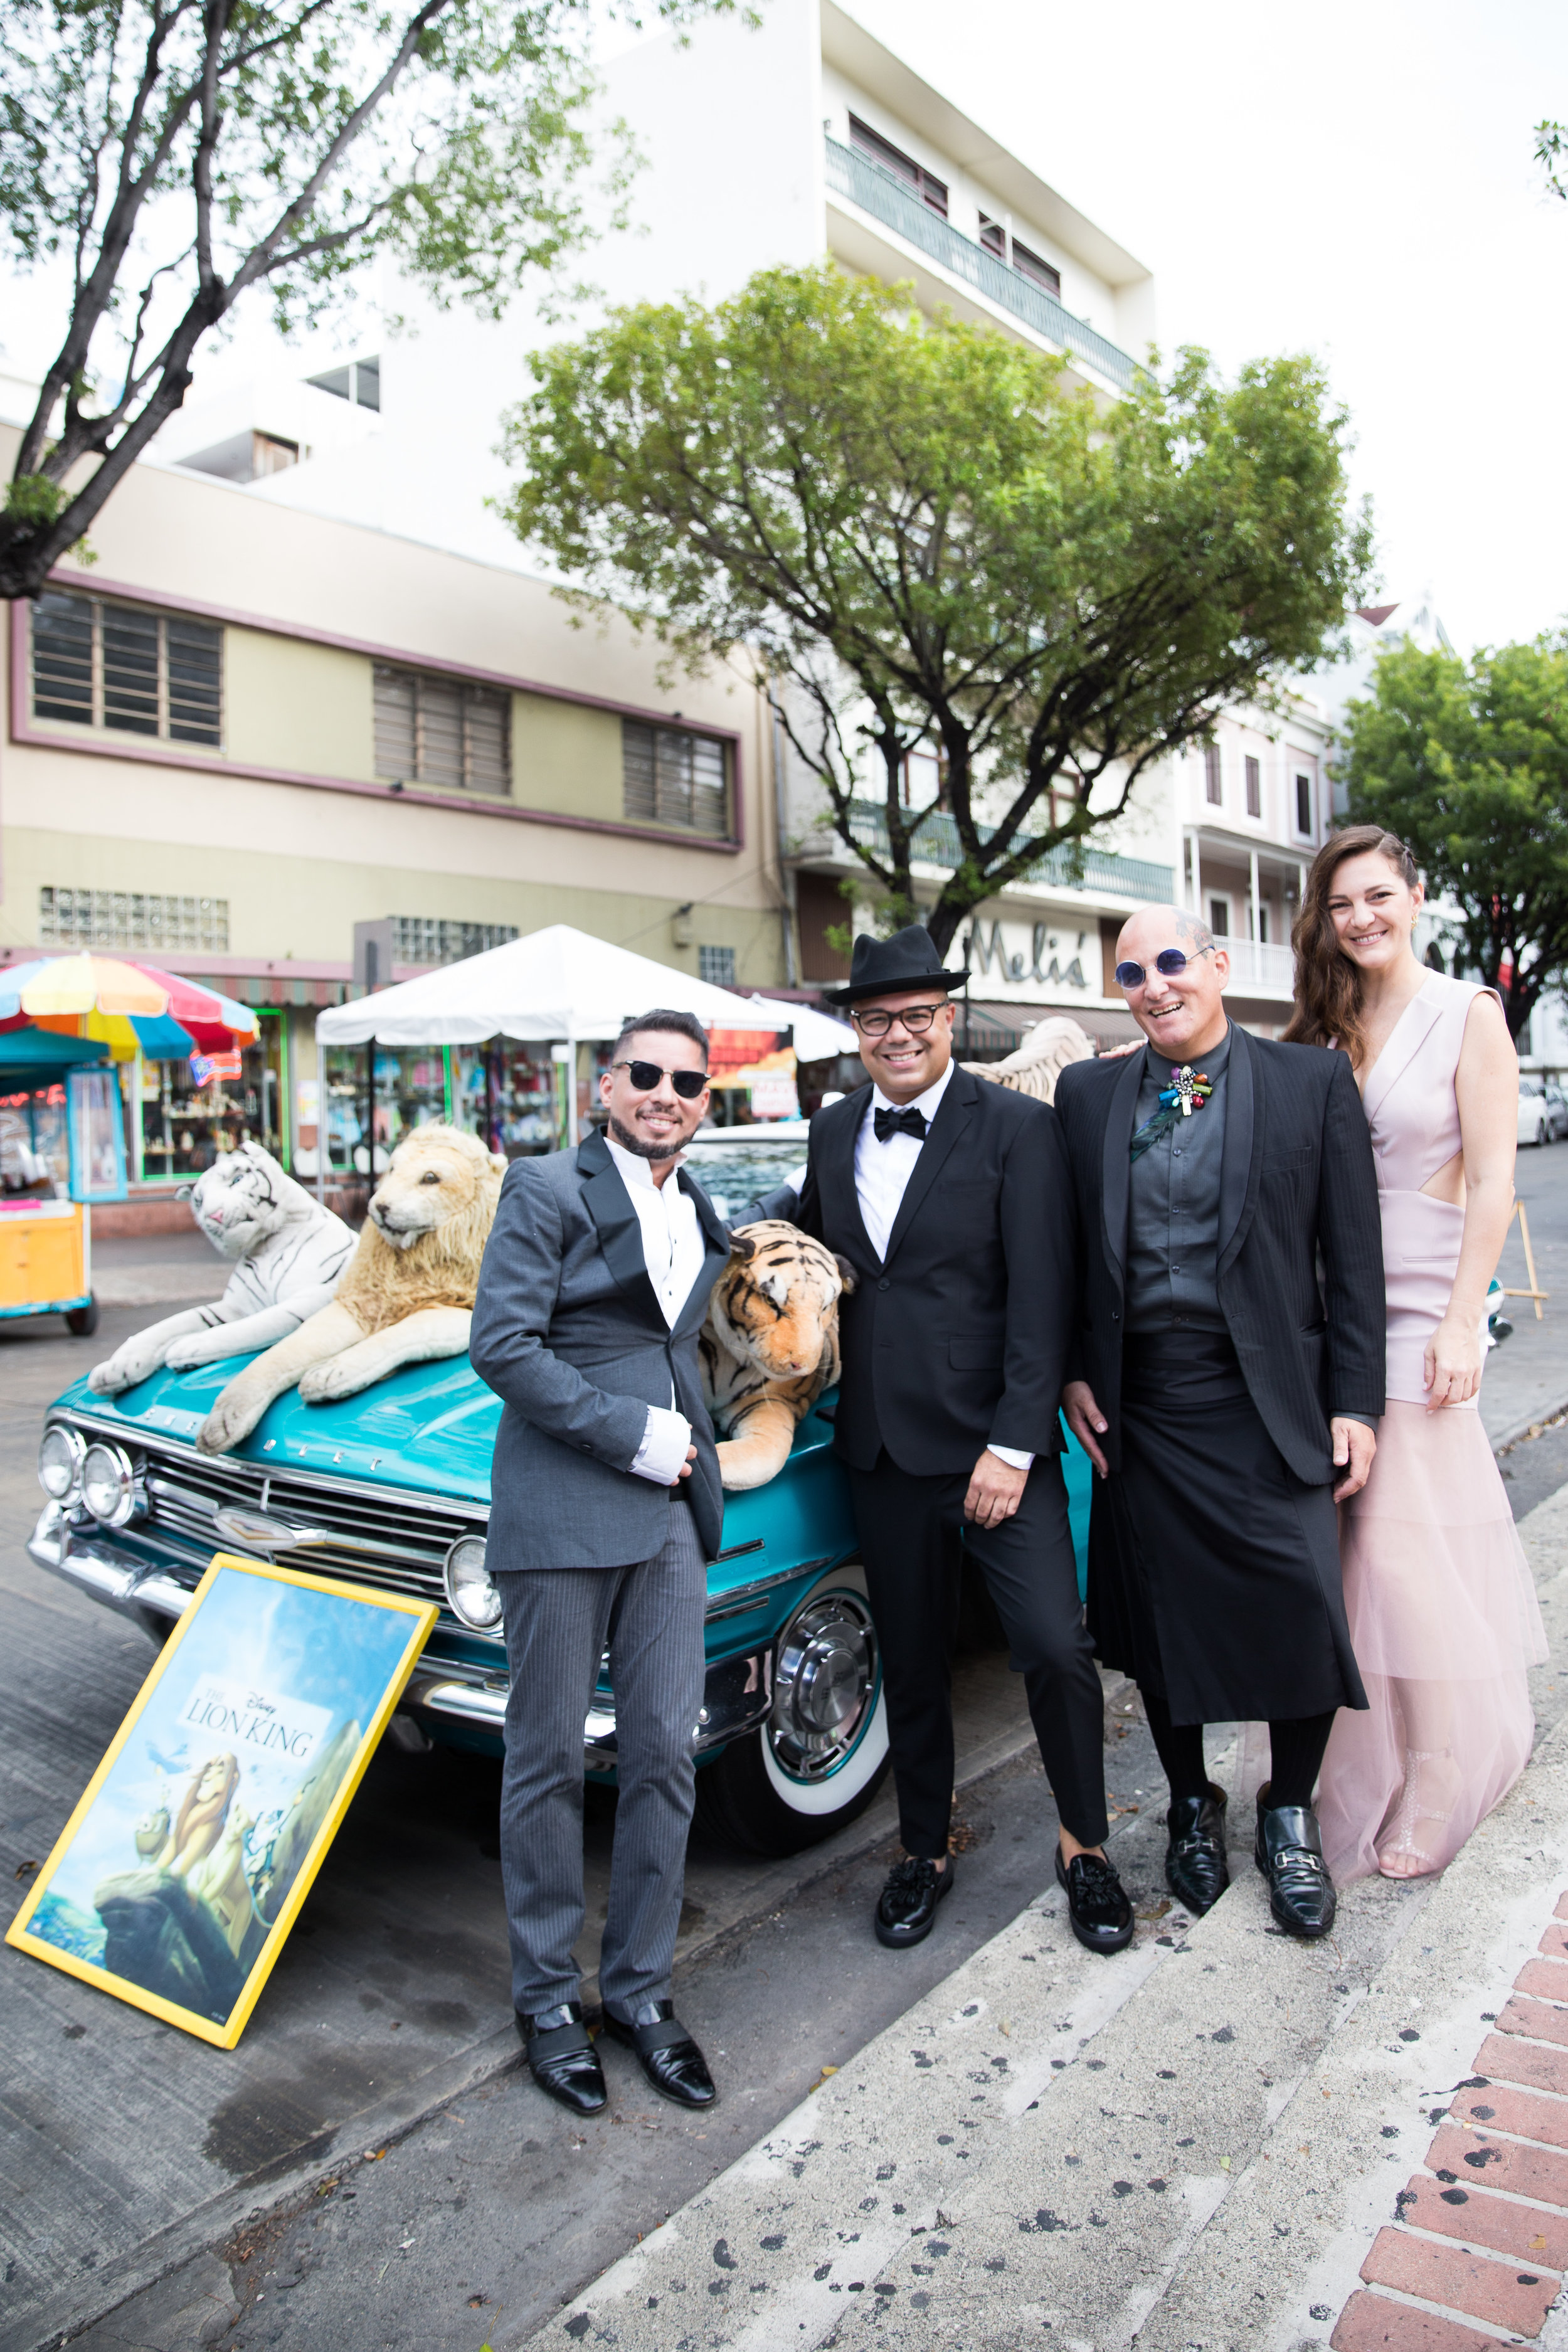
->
xmin=0 ymin=1034 xmax=127 ymax=1335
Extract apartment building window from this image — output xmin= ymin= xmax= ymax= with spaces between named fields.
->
xmin=901 ymin=743 xmax=943 ymax=807
xmin=1295 ymin=771 xmax=1314 ymax=837
xmin=698 ymin=945 xmax=737 ymax=988
xmin=1204 ymin=743 xmax=1222 ymax=805
xmin=374 ymin=664 xmax=511 ymax=795
xmin=32 ymin=591 xmax=222 ymax=746
xmin=308 ymin=357 xmax=381 ymax=410
xmin=1209 ymin=896 xmax=1231 ymax=938
xmin=1010 ymin=237 xmax=1061 ymax=298
xmin=849 ymin=114 xmax=948 ymax=216
xmin=978 ymin=215 xmax=1062 ymax=297
xmin=393 ymin=918 xmax=519 ymax=967
xmin=1245 ymin=754 xmax=1261 ymax=818
xmin=40 ymin=887 xmax=230 ymax=953
xmin=622 ymin=721 xmax=731 ymax=837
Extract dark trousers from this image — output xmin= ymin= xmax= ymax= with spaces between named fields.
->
xmin=845 ymin=1450 xmax=1108 ymax=1859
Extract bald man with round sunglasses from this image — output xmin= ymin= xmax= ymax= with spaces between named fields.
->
xmin=1054 ymin=906 xmax=1384 ymax=1940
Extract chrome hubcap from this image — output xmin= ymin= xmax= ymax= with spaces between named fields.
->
xmin=769 ymin=1593 xmax=877 ymax=1779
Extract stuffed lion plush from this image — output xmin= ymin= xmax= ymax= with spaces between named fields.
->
xmin=198 ymin=1124 xmax=505 ymax=1454
xmin=700 ymin=1220 xmax=856 ymax=1490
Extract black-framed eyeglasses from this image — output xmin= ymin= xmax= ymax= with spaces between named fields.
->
xmin=1113 ymin=944 xmax=1217 ymax=991
xmin=849 ymin=1001 xmax=947 ymax=1037
xmin=612 ymin=1059 xmax=709 ymax=1099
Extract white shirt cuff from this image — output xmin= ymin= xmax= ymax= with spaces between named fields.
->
xmin=987 ymin=1444 xmax=1034 ymax=1471
xmin=631 ymin=1403 xmax=694 ymax=1485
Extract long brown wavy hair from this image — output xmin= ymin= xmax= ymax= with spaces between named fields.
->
xmin=1283 ymin=825 xmax=1421 ymax=1069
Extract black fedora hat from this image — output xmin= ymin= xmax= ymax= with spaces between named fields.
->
xmin=824 ymin=923 xmax=970 ymax=1007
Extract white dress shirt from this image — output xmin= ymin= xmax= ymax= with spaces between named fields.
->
xmin=603 ymin=1135 xmax=708 ymax=1486
xmin=849 ymin=1061 xmax=1032 ymax=1474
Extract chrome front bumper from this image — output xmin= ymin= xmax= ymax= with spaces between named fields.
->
xmin=28 ymin=1503 xmax=774 ymax=1763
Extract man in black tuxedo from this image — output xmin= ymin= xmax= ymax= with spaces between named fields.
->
xmin=1056 ymin=906 xmax=1383 ymax=1939
xmin=773 ymin=925 xmax=1130 ymax=1957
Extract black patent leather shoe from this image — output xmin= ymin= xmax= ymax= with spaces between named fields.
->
xmin=1165 ymin=1784 xmax=1230 ymax=1916
xmin=1254 ymin=1787 xmax=1337 ymax=1939
xmin=1055 ymin=1844 xmax=1135 ymax=1954
xmin=600 ymin=1999 xmax=716 ymax=2108
xmin=874 ymin=1855 xmax=953 ymax=1949
xmin=516 ymin=2001 xmax=607 ymax=2116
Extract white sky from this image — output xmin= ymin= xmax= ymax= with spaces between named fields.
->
xmin=4 ymin=0 xmax=1564 ymax=658
xmin=843 ymin=0 xmax=1568 ymax=657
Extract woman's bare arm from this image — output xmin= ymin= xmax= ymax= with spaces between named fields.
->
xmin=1426 ymin=992 xmax=1517 ymax=1409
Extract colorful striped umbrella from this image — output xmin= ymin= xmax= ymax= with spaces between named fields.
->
xmin=0 ymin=955 xmax=260 ymax=1063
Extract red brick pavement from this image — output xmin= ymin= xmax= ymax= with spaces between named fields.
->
xmin=1330 ymin=1884 xmax=1568 ymax=2347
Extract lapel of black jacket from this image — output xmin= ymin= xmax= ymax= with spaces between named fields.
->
xmin=672 ymin=1165 xmax=733 ymax=1341
xmin=881 ymin=1064 xmax=977 ymax=1268
xmin=1217 ymin=1022 xmax=1261 ymax=1275
xmin=819 ymin=1088 xmax=879 ymax=1266
xmin=577 ymin=1130 xmax=665 ymax=1331
xmin=1099 ymin=1047 xmax=1147 ymax=1296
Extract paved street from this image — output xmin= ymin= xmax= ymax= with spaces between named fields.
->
xmin=3 ymin=1147 xmax=1567 ymax=2352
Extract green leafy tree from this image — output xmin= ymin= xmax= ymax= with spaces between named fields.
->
xmin=502 ymin=262 xmax=1372 ymax=957
xmin=1536 ymin=119 xmax=1568 ymax=199
xmin=1341 ymin=635 xmax=1568 ymax=1040
xmin=0 ymin=0 xmax=733 ymax=600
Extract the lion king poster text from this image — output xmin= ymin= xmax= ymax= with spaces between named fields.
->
xmin=7 ymin=1559 xmax=432 ymax=2043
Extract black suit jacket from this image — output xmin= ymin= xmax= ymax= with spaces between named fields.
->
xmin=1053 ymin=1028 xmax=1385 ymax=1486
xmin=779 ymin=1067 xmax=1076 ymax=1476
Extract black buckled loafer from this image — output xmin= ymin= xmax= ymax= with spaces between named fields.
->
xmin=1056 ymin=1844 xmax=1135 ymax=1954
xmin=516 ymin=2001 xmax=607 ymax=2116
xmin=874 ymin=1855 xmax=953 ymax=1949
xmin=600 ymin=1999 xmax=716 ymax=2108
xmin=1165 ymin=1783 xmax=1230 ymax=1916
xmin=1254 ymin=1787 xmax=1337 ymax=1939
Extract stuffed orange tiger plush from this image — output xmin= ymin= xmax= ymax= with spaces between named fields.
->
xmin=699 ymin=1220 xmax=856 ymax=1490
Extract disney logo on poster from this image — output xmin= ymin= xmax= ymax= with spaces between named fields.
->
xmin=177 ymin=1675 xmax=332 ymax=1763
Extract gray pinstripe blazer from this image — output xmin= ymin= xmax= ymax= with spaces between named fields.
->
xmin=469 ymin=1131 xmax=731 ymax=1571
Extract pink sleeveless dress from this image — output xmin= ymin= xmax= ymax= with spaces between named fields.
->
xmin=1317 ymin=972 xmax=1547 ymax=1882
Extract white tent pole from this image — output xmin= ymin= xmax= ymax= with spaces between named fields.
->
xmin=315 ymin=1037 xmax=326 ymax=1205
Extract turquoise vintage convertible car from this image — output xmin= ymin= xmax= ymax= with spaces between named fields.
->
xmin=29 ymin=1130 xmax=1093 ymax=1857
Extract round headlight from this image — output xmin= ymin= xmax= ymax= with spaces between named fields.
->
xmin=443 ymin=1534 xmax=501 ymax=1631
xmin=38 ymin=1424 xmax=85 ymax=1501
xmin=80 ymin=1441 xmax=143 ymax=1528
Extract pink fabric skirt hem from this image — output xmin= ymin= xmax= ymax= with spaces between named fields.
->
xmin=1317 ymin=1401 xmax=1545 ymax=1884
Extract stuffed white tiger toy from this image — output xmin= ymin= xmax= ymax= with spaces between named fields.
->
xmin=89 ymin=1143 xmax=356 ymax=1396
xmin=699 ymin=1221 xmax=856 ymax=1490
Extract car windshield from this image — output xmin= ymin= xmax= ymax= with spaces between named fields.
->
xmin=684 ymin=1125 xmax=812 ymax=1221
xmin=1522 ymin=1076 xmax=1545 ymax=1096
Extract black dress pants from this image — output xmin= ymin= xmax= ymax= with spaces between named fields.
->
xmin=845 ymin=1450 xmax=1108 ymax=1860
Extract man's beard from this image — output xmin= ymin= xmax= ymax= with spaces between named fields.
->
xmin=609 ymin=1111 xmax=685 ymax=1163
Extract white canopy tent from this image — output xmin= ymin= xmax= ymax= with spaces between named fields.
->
xmin=312 ymin=925 xmax=855 ymax=1177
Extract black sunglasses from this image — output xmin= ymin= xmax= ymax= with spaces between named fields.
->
xmin=1114 ymin=943 xmax=1217 ymax=990
xmin=613 ymin=1058 xmax=709 ymax=1099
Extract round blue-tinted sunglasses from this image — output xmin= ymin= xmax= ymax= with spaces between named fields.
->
xmin=1114 ymin=943 xmax=1217 ymax=990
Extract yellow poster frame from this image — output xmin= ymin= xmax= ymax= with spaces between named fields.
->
xmin=6 ymin=1552 xmax=437 ymax=2048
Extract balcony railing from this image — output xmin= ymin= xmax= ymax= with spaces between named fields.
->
xmin=845 ymin=798 xmax=1173 ymax=903
xmin=1219 ymin=937 xmax=1297 ymax=999
xmin=824 ymin=136 xmax=1140 ymax=393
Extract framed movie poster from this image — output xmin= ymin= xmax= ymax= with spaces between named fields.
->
xmin=6 ymin=1554 xmax=437 ymax=2047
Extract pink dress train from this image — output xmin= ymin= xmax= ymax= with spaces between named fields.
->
xmin=1316 ymin=972 xmax=1548 ymax=1883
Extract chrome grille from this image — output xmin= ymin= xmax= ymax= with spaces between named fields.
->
xmin=60 ymin=1414 xmax=485 ymax=1618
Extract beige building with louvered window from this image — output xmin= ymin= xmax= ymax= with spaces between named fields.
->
xmin=0 ymin=420 xmax=786 ymax=1209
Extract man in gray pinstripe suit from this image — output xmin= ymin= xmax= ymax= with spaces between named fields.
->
xmin=470 ymin=1009 xmax=732 ymax=2117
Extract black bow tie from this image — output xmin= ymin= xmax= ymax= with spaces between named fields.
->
xmin=874 ymin=1104 xmax=928 ymax=1143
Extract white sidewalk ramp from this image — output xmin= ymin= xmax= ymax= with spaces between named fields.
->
xmin=526 ymin=1503 xmax=1568 ymax=2352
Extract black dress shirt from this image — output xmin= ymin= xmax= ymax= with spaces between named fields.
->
xmin=1125 ymin=1028 xmax=1232 ymax=1333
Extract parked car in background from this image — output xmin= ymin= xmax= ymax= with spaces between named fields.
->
xmin=26 ymin=1110 xmax=1096 ymax=1860
xmin=1517 ymin=1074 xmax=1568 ymax=1147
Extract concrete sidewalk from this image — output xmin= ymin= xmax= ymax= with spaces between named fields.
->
xmin=535 ymin=1495 xmax=1568 ymax=2352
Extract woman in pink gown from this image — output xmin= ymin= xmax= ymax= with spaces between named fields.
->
xmin=1286 ymin=826 xmax=1547 ymax=1881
